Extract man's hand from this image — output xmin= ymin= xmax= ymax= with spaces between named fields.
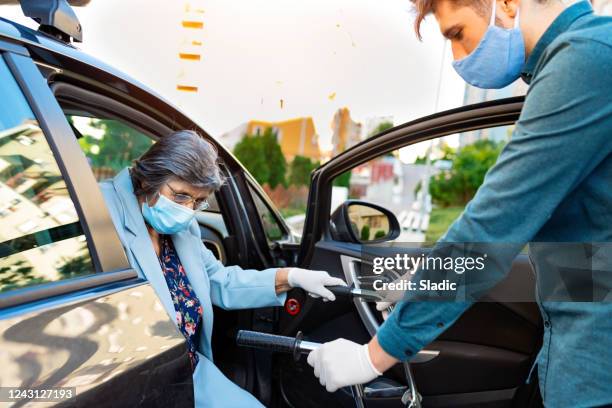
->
xmin=376 ymin=301 xmax=394 ymax=320
xmin=306 ymin=338 xmax=382 ymax=392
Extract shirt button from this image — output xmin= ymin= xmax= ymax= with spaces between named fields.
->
xmin=436 ymin=322 xmax=444 ymax=328
xmin=544 ymin=320 xmax=551 ymax=328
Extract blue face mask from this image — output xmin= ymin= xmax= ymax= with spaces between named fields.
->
xmin=142 ymin=193 xmax=195 ymax=234
xmin=452 ymin=0 xmax=525 ymax=89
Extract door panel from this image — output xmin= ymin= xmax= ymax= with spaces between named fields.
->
xmin=279 ymin=241 xmax=542 ymax=407
xmin=0 ymin=282 xmax=193 ymax=407
xmin=287 ymin=99 xmax=543 ymax=407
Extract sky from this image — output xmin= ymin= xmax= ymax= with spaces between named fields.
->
xmin=0 ymin=0 xmax=466 ymax=155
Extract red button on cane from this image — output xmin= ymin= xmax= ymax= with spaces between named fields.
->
xmin=285 ymin=298 xmax=301 ymax=316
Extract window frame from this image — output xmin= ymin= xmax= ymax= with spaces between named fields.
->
xmin=45 ymin=61 xmax=265 ymax=270
xmin=0 ymin=50 xmax=137 ymax=310
xmin=246 ymin=181 xmax=288 ymax=244
xmin=328 ymin=124 xmax=515 ymax=244
xmin=298 ymin=97 xmax=525 ymax=266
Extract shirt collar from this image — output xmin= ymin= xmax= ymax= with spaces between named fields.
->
xmin=521 ymin=1 xmax=594 ymax=84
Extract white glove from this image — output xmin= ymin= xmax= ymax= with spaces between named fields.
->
xmin=307 ymin=338 xmax=382 ymax=392
xmin=376 ymin=301 xmax=394 ymax=320
xmin=287 ymin=268 xmax=347 ymax=301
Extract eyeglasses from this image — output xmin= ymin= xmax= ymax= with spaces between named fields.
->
xmin=165 ymin=183 xmax=210 ymax=211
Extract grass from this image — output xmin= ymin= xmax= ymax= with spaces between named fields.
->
xmin=425 ymin=206 xmax=465 ymax=243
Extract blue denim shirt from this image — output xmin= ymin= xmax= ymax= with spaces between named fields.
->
xmin=376 ymin=2 xmax=612 ymax=406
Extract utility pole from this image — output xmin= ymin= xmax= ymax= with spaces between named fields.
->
xmin=418 ymin=40 xmax=447 ymax=242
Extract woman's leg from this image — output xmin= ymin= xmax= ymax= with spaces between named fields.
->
xmin=193 ymin=353 xmax=265 ymax=408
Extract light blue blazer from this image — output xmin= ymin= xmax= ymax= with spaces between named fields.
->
xmin=99 ymin=167 xmax=287 ymax=407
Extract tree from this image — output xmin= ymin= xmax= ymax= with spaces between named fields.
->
xmin=360 ymin=225 xmax=371 ymax=241
xmin=368 ymin=121 xmax=394 ymax=138
xmin=0 ymin=259 xmax=45 ymax=293
xmin=233 ymin=134 xmax=269 ymax=185
xmin=374 ymin=230 xmax=387 ymax=239
xmin=78 ymin=119 xmax=153 ymax=173
xmin=415 ymin=142 xmax=455 ymax=164
xmin=368 ymin=121 xmax=395 ymax=157
xmin=260 ymin=128 xmax=287 ymax=188
xmin=289 ymin=155 xmax=319 ymax=187
xmin=333 ymin=170 xmax=351 ymax=188
xmin=429 ymin=140 xmax=504 ymax=207
xmin=233 ymin=127 xmax=287 ymax=188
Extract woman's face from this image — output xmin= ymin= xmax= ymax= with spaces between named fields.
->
xmin=149 ymin=178 xmax=211 ymax=210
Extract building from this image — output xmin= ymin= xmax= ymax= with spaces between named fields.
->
xmin=220 ymin=117 xmax=322 ymax=162
xmin=459 ymin=80 xmax=527 ymax=147
xmin=331 ymin=107 xmax=362 ymax=156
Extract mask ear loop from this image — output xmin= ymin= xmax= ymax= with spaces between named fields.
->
xmin=514 ymin=6 xmax=520 ymax=28
xmin=491 ymin=0 xmax=520 ymax=29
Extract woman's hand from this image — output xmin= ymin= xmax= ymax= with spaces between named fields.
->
xmin=276 ymin=268 xmax=346 ymax=301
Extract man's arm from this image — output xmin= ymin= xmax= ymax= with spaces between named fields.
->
xmin=373 ymin=40 xmax=612 ymax=366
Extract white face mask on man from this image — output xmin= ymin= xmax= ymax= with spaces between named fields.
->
xmin=452 ymin=0 xmax=526 ymax=89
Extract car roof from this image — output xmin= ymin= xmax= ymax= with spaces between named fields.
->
xmin=0 ymin=14 xmax=262 ymax=201
xmin=0 ymin=14 xmax=220 ymax=149
xmin=0 ymin=16 xmax=170 ymax=102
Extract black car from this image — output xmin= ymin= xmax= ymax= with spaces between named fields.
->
xmin=0 ymin=2 xmax=542 ymax=407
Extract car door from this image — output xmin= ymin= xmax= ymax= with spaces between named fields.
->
xmin=19 ymin=27 xmax=299 ymax=406
xmin=276 ymin=98 xmax=544 ymax=408
xmin=0 ymin=39 xmax=193 ymax=406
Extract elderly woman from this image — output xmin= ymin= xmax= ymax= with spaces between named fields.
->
xmin=99 ymin=130 xmax=345 ymax=407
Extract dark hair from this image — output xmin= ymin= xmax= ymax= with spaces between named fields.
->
xmin=410 ymin=0 xmax=553 ymax=41
xmin=130 ymin=130 xmax=225 ymax=199
xmin=410 ymin=0 xmax=490 ymax=40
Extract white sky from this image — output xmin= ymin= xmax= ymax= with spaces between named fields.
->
xmin=1 ymin=0 xmax=466 ymax=155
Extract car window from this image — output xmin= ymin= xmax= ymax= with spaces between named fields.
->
xmin=68 ymin=114 xmax=222 ymax=214
xmin=330 ymin=125 xmax=514 ymax=246
xmin=68 ymin=115 xmax=154 ymax=180
xmin=0 ymin=57 xmax=95 ymax=293
xmin=248 ymin=184 xmax=286 ymax=242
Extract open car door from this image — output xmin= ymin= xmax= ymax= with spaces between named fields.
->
xmin=275 ymin=97 xmax=544 ymax=408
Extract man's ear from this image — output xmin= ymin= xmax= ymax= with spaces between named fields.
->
xmin=500 ymin=0 xmax=520 ymax=18
xmin=496 ymin=0 xmax=519 ymax=28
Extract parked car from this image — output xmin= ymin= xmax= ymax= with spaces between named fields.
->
xmin=0 ymin=3 xmax=542 ymax=407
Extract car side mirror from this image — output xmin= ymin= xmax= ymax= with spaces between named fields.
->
xmin=330 ymin=200 xmax=400 ymax=244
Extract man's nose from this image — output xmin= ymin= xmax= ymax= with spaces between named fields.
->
xmin=451 ymin=41 xmax=469 ymax=61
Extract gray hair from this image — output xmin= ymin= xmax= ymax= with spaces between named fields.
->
xmin=130 ymin=130 xmax=225 ymax=198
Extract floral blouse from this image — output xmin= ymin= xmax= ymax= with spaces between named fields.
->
xmin=158 ymin=234 xmax=203 ymax=371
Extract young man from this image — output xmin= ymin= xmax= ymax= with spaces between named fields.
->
xmin=307 ymin=1 xmax=612 ymax=406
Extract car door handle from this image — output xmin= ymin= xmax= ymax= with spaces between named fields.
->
xmin=326 ymin=285 xmax=384 ymax=301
